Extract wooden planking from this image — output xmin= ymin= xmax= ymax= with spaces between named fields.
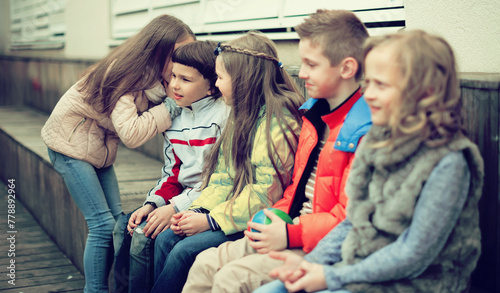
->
xmin=460 ymin=73 xmax=500 ymax=293
xmin=1 ymin=279 xmax=86 ymax=293
xmin=0 ymin=181 xmax=85 ymax=292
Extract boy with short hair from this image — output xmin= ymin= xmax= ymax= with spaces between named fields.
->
xmin=182 ymin=9 xmax=371 ymax=293
xmin=112 ymin=40 xmax=230 ymax=293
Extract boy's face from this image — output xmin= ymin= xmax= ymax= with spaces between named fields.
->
xmin=170 ymin=63 xmax=212 ymax=108
xmin=298 ymin=38 xmax=343 ymax=103
xmin=162 ymin=37 xmax=195 ymax=92
xmin=363 ymin=44 xmax=403 ymax=126
xmin=215 ymin=57 xmax=233 ymax=105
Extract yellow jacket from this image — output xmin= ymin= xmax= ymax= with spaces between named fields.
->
xmin=190 ymin=112 xmax=300 ymax=235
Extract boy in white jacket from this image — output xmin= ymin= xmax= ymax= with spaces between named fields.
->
xmin=113 ymin=40 xmax=229 ymax=293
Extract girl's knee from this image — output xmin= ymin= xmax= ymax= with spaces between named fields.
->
xmin=89 ymin=215 xmax=116 ymax=237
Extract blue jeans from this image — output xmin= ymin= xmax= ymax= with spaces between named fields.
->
xmin=48 ymin=148 xmax=122 ymax=293
xmin=151 ymin=228 xmax=244 ymax=293
xmin=254 ymin=280 xmax=351 ymax=293
xmin=113 ymin=210 xmax=155 ymax=293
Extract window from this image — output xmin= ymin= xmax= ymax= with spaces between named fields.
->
xmin=9 ymin=0 xmax=67 ymax=50
xmin=110 ymin=0 xmax=404 ymax=45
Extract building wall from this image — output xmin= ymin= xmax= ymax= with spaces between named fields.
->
xmin=1 ymin=1 xmax=499 ymax=71
xmin=405 ymin=0 xmax=500 ymax=73
xmin=0 ymin=0 xmax=11 ymax=55
xmin=63 ymin=0 xmax=110 ymax=59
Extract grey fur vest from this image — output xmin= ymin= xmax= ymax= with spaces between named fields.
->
xmin=341 ymin=126 xmax=484 ymax=293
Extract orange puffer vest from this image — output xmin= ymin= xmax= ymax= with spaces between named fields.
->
xmin=273 ymin=89 xmax=371 ymax=253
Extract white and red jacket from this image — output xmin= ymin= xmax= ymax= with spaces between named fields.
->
xmin=144 ymin=96 xmax=230 ymax=211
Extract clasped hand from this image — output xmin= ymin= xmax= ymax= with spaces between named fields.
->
xmin=170 ymin=210 xmax=210 ymax=237
xmin=268 ymin=250 xmax=327 ymax=293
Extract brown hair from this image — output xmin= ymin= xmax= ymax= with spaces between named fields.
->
xmin=295 ymin=9 xmax=368 ymax=81
xmin=172 ymin=40 xmax=221 ymax=98
xmin=202 ymin=32 xmax=304 ymax=225
xmin=78 ymin=14 xmax=195 ymax=115
xmin=364 ymin=30 xmax=462 ymax=148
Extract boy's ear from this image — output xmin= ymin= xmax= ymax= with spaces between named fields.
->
xmin=207 ymin=86 xmax=215 ymax=97
xmin=340 ymin=57 xmax=359 ymax=80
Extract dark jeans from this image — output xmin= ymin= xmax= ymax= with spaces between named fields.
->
xmin=113 ymin=211 xmax=155 ymax=293
xmin=150 ymin=228 xmax=244 ymax=293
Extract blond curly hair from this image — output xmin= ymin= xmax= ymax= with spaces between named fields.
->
xmin=364 ymin=30 xmax=462 ymax=148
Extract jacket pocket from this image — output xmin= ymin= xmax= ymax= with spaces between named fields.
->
xmin=68 ymin=118 xmax=86 ymax=142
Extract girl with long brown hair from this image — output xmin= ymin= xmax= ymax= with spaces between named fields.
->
xmin=41 ymin=14 xmax=194 ymax=293
xmin=150 ymin=32 xmax=305 ymax=293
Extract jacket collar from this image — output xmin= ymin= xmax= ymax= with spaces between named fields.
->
xmin=183 ymin=95 xmax=220 ymax=113
xmin=300 ymin=88 xmax=372 ymax=153
xmin=334 ymin=93 xmax=372 ymax=153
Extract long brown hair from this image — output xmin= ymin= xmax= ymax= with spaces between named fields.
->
xmin=202 ymin=32 xmax=304 ymax=224
xmin=78 ymin=14 xmax=195 ymax=115
xmin=364 ymin=30 xmax=462 ymax=148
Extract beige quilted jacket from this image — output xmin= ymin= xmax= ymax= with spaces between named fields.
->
xmin=41 ymin=80 xmax=172 ymax=168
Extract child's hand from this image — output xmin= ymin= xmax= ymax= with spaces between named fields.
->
xmin=268 ymin=250 xmax=305 ymax=283
xmin=127 ymin=204 xmax=155 ymax=234
xmin=283 ymin=260 xmax=327 ymax=293
xmin=245 ymin=208 xmax=288 ymax=253
xmin=163 ymin=96 xmax=182 ymax=119
xmin=142 ymin=205 xmax=175 ymax=239
xmin=170 ymin=210 xmax=195 ymax=236
xmin=170 ymin=211 xmax=188 ymax=236
xmin=176 ymin=213 xmax=210 ymax=237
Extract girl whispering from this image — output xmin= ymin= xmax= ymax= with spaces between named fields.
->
xmin=41 ymin=15 xmax=194 ymax=293
xmin=256 ymin=30 xmax=484 ymax=293
xmin=150 ymin=32 xmax=305 ymax=293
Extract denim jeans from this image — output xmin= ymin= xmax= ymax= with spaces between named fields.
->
xmin=113 ymin=210 xmax=155 ymax=293
xmin=48 ymin=148 xmax=122 ymax=293
xmin=253 ymin=279 xmax=351 ymax=293
xmin=151 ymin=228 xmax=244 ymax=293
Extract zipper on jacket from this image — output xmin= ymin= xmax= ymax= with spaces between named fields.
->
xmin=102 ymin=132 xmax=109 ymax=168
xmin=68 ymin=118 xmax=86 ymax=142
xmin=188 ymin=110 xmax=195 ymax=147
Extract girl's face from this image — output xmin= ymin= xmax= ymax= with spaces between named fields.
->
xmin=363 ymin=44 xmax=404 ymax=126
xmin=215 ymin=57 xmax=233 ymax=105
xmin=162 ymin=37 xmax=195 ymax=96
xmin=170 ymin=63 xmax=212 ymax=108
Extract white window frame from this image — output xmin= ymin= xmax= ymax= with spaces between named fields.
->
xmin=110 ymin=0 xmax=405 ymax=46
xmin=9 ymin=0 xmax=67 ymax=50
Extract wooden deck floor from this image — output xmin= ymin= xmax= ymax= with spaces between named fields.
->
xmin=0 ymin=180 xmax=85 ymax=293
